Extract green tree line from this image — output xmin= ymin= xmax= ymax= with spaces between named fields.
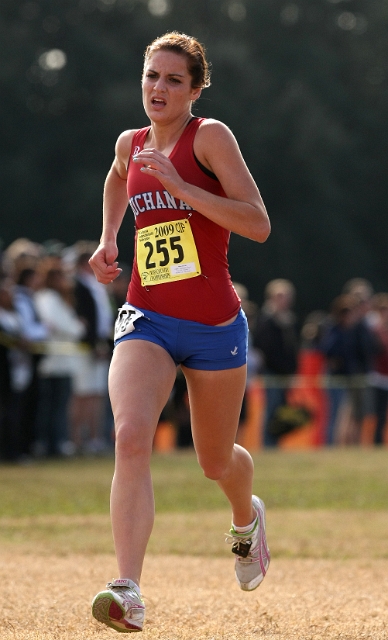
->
xmin=1 ymin=0 xmax=387 ymax=314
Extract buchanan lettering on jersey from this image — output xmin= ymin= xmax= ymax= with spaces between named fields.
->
xmin=129 ymin=190 xmax=193 ymax=217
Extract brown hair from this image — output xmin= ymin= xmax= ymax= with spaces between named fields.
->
xmin=143 ymin=32 xmax=211 ymax=89
xmin=330 ymin=294 xmax=357 ymax=321
xmin=265 ymin=278 xmax=295 ymax=301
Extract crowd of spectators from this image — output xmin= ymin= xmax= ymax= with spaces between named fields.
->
xmin=240 ymin=276 xmax=388 ymax=448
xmin=0 ymin=237 xmax=387 ymax=463
xmin=0 ymin=237 xmax=130 ymax=463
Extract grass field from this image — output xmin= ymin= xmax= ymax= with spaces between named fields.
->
xmin=2 ymin=447 xmax=388 ymax=518
xmin=1 ymin=448 xmax=388 ymax=639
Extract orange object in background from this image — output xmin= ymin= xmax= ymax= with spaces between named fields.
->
xmin=238 ymin=349 xmax=329 ymax=452
xmin=237 ymin=379 xmax=265 ymax=451
xmin=153 ymin=348 xmax=387 ymax=453
xmin=153 ymin=420 xmax=176 ymax=452
xmin=281 ymin=349 xmax=328 ymax=449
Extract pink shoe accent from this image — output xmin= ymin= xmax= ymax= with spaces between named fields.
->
xmin=109 ymin=601 xmax=124 ymax=621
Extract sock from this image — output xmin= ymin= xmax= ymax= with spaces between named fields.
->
xmin=232 ymin=515 xmax=257 ymax=534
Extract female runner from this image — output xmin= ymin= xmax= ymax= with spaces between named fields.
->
xmin=90 ymin=31 xmax=271 ymax=633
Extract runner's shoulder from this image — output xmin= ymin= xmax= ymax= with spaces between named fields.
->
xmin=198 ymin=118 xmax=233 ymax=135
xmin=196 ymin=118 xmax=237 ymax=149
xmin=195 ymin=119 xmax=240 ymax=169
xmin=115 ymin=129 xmax=139 ymax=161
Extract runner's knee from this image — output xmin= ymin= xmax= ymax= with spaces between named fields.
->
xmin=198 ymin=454 xmax=230 ymax=481
xmin=114 ymin=421 xmax=153 ymax=460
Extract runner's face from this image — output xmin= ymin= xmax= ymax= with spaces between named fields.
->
xmin=142 ymin=50 xmax=201 ymax=123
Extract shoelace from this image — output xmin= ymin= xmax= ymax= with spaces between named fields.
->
xmin=225 ymin=531 xmax=255 ymax=558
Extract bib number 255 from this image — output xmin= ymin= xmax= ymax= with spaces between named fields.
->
xmin=144 ymin=234 xmax=184 ymax=269
xmin=137 ymin=218 xmax=201 ymax=286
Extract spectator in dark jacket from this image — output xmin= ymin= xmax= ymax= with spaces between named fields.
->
xmin=320 ymin=293 xmax=379 ymax=444
xmin=253 ymin=279 xmax=298 ymax=447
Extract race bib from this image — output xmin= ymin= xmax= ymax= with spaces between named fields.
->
xmin=114 ymin=305 xmax=144 ymax=341
xmin=136 ymin=219 xmax=201 ymax=287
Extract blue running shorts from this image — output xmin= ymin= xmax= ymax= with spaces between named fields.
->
xmin=114 ymin=304 xmax=248 ymax=371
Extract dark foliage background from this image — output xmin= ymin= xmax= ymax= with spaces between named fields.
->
xmin=1 ymin=0 xmax=387 ymax=316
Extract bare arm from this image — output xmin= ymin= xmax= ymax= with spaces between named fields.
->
xmin=89 ymin=130 xmax=135 ymax=284
xmin=133 ymin=119 xmax=270 ymax=243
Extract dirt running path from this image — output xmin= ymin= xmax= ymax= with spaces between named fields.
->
xmin=1 ymin=553 xmax=387 ymax=639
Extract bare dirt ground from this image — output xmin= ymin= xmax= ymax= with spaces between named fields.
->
xmin=1 ymin=552 xmax=387 ymax=640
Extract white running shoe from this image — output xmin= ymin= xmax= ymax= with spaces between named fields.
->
xmin=92 ymin=578 xmax=145 ymax=633
xmin=227 ymin=495 xmax=270 ymax=591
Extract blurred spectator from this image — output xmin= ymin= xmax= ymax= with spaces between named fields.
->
xmin=342 ymin=278 xmax=377 ymax=328
xmin=71 ymin=251 xmax=114 ymax=454
xmin=0 ymin=277 xmax=32 ymax=462
xmin=300 ymin=311 xmax=329 ymax=351
xmin=14 ymin=268 xmax=49 ymax=457
xmin=342 ymin=278 xmax=379 ymax=442
xmin=42 ymin=239 xmax=66 ymax=259
xmin=252 ymin=279 xmax=298 ymax=447
xmin=369 ymin=293 xmax=388 ymax=445
xmin=2 ymin=238 xmax=42 ymax=278
xmin=33 ymin=268 xmax=85 ymax=457
xmin=320 ymin=293 xmax=378 ymax=445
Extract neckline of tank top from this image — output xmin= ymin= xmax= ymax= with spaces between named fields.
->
xmin=130 ymin=117 xmax=218 ymax=182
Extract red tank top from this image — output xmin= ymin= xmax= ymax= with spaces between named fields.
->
xmin=126 ymin=117 xmax=240 ymax=325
